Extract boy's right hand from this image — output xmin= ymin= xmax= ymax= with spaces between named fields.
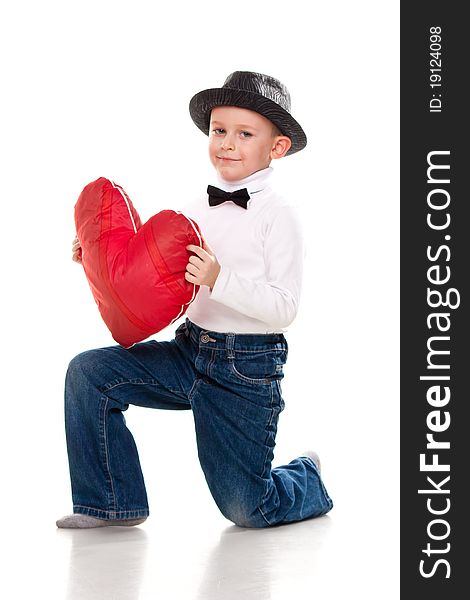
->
xmin=72 ymin=235 xmax=82 ymax=264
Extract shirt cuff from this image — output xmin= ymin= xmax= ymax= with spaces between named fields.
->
xmin=209 ymin=265 xmax=229 ymax=301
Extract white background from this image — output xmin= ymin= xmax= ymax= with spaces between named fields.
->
xmin=1 ymin=1 xmax=399 ymax=598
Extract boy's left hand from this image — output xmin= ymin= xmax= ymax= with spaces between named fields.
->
xmin=185 ymin=240 xmax=221 ymax=290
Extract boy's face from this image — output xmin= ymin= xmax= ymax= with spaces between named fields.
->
xmin=208 ymin=106 xmax=290 ymax=181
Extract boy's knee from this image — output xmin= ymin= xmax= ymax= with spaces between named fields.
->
xmin=221 ymin=501 xmax=268 ymax=529
xmin=65 ymin=349 xmax=105 ymax=390
xmin=67 ymin=350 xmax=94 ymax=379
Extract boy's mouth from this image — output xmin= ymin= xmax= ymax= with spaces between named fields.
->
xmin=217 ymin=156 xmax=240 ymax=162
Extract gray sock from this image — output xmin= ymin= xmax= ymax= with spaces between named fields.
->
xmin=56 ymin=514 xmax=147 ymax=529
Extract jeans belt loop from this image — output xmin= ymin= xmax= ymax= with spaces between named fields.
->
xmin=226 ymin=333 xmax=235 ymax=359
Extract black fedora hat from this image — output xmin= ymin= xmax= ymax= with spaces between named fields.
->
xmin=189 ymin=71 xmax=307 ymax=156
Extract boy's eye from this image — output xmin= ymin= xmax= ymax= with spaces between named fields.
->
xmin=240 ymin=131 xmax=252 ymax=138
xmin=213 ymin=128 xmax=225 ymax=135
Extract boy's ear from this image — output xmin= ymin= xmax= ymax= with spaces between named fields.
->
xmin=271 ymin=136 xmax=292 ymax=159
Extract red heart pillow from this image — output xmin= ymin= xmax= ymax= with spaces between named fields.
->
xmin=74 ymin=177 xmax=202 ymax=347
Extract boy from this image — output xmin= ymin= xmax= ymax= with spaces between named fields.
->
xmin=58 ymin=71 xmax=333 ymax=529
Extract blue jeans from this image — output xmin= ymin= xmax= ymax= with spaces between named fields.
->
xmin=64 ymin=318 xmax=333 ymax=527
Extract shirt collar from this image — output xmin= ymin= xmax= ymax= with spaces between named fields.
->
xmin=212 ymin=166 xmax=273 ymax=196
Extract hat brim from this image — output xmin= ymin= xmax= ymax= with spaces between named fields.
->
xmin=189 ymin=87 xmax=307 ymax=156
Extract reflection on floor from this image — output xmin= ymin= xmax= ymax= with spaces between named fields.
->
xmin=58 ymin=515 xmax=333 ymax=600
xmin=3 ymin=475 xmax=400 ymax=600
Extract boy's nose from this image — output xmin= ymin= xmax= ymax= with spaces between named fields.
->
xmin=221 ymin=134 xmax=235 ymax=151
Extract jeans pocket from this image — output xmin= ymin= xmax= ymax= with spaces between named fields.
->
xmin=230 ymin=349 xmax=286 ymax=385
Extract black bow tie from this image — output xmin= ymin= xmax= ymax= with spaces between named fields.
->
xmin=207 ymin=185 xmax=250 ymax=209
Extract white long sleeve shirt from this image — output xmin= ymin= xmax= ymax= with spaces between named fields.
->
xmin=183 ymin=167 xmax=304 ymax=334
